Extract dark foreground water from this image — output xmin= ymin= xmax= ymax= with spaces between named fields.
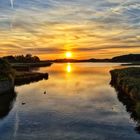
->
xmin=0 ymin=63 xmax=140 ymax=140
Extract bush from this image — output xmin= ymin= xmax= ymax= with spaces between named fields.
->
xmin=0 ymin=59 xmax=15 ymax=80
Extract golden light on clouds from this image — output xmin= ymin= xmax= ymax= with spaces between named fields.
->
xmin=0 ymin=0 xmax=140 ymax=59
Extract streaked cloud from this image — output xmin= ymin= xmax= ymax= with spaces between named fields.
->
xmin=0 ymin=0 xmax=140 ymax=59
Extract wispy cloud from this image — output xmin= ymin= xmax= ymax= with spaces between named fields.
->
xmin=0 ymin=0 xmax=140 ymax=59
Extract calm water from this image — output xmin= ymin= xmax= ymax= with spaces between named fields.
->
xmin=0 ymin=63 xmax=140 ymax=140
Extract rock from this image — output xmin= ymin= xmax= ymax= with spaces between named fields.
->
xmin=22 ymin=102 xmax=26 ymax=105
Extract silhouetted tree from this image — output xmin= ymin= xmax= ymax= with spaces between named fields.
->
xmin=3 ymin=54 xmax=40 ymax=63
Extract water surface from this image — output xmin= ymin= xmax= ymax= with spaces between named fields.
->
xmin=0 ymin=63 xmax=140 ymax=140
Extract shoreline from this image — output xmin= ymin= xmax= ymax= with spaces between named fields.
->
xmin=110 ymin=67 xmax=140 ymax=100
xmin=110 ymin=67 xmax=140 ymax=132
xmin=11 ymin=62 xmax=52 ymax=71
xmin=0 ymin=60 xmax=50 ymax=94
xmin=15 ymin=72 xmax=48 ymax=86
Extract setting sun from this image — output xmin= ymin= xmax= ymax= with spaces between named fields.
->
xmin=65 ymin=52 xmax=72 ymax=58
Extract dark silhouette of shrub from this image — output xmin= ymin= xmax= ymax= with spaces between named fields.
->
xmin=3 ymin=54 xmax=40 ymax=63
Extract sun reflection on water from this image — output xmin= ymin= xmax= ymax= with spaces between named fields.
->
xmin=66 ymin=63 xmax=72 ymax=73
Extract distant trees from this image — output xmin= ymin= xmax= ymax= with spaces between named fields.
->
xmin=111 ymin=54 xmax=140 ymax=62
xmin=3 ymin=54 xmax=40 ymax=63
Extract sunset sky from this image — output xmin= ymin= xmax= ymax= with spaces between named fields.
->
xmin=0 ymin=0 xmax=140 ymax=59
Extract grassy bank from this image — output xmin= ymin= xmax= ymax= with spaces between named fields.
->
xmin=15 ymin=71 xmax=48 ymax=86
xmin=110 ymin=67 xmax=140 ymax=131
xmin=11 ymin=62 xmax=52 ymax=71
xmin=0 ymin=59 xmax=15 ymax=94
xmin=110 ymin=67 xmax=140 ymax=100
xmin=0 ymin=58 xmax=49 ymax=91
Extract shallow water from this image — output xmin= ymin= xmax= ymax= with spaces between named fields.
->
xmin=0 ymin=63 xmax=140 ymax=140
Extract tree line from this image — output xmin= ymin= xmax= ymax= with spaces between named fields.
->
xmin=2 ymin=54 xmax=40 ymax=63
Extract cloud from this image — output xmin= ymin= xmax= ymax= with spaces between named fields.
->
xmin=0 ymin=0 xmax=140 ymax=58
